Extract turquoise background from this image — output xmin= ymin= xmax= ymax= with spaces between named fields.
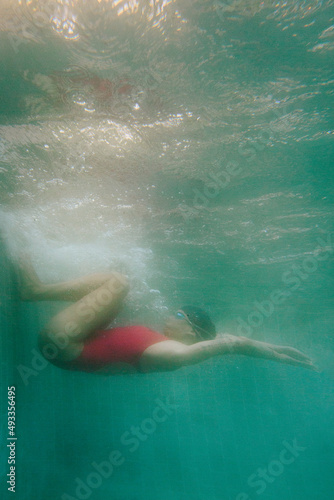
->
xmin=0 ymin=1 xmax=334 ymax=499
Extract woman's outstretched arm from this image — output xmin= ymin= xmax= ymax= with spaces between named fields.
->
xmin=180 ymin=335 xmax=317 ymax=371
xmin=140 ymin=335 xmax=318 ymax=372
xmin=233 ymin=337 xmax=317 ymax=370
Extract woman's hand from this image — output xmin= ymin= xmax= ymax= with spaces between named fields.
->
xmin=239 ymin=337 xmax=319 ymax=371
xmin=269 ymin=345 xmax=318 ymax=371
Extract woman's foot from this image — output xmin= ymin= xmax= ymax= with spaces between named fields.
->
xmin=17 ymin=254 xmax=46 ymax=301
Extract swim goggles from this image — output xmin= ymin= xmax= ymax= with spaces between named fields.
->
xmin=175 ymin=309 xmax=208 ymax=341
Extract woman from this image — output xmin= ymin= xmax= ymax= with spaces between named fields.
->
xmin=18 ymin=258 xmax=317 ymax=375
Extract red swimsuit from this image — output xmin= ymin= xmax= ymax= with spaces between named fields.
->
xmin=64 ymin=326 xmax=168 ymax=372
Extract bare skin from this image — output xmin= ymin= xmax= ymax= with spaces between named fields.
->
xmin=18 ymin=256 xmax=318 ymax=374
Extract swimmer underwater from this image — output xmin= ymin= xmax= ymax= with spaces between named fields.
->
xmin=18 ymin=257 xmax=317 ymax=375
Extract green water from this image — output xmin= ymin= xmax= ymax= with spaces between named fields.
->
xmin=0 ymin=1 xmax=334 ymax=499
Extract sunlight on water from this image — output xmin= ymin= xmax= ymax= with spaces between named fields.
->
xmin=0 ymin=0 xmax=333 ymax=325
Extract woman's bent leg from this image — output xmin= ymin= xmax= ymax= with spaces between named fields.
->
xmin=18 ymin=256 xmax=120 ymax=302
xmin=39 ymin=273 xmax=129 ymax=363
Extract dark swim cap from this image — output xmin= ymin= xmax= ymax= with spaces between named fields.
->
xmin=178 ymin=305 xmax=216 ymax=340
